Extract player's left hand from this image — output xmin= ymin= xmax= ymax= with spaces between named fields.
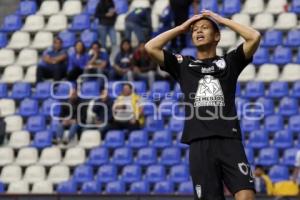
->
xmin=201 ymin=9 xmax=226 ymax=24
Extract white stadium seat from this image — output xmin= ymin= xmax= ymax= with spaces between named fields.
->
xmin=218 ymin=29 xmax=236 ymax=48
xmin=23 ymin=165 xmax=46 ymax=183
xmin=130 ymin=0 xmax=150 ymax=10
xmin=61 ymin=0 xmax=82 ymax=16
xmin=151 ymin=0 xmax=169 ymax=31
xmin=63 ymin=147 xmax=86 ymax=166
xmin=265 ymin=0 xmax=287 ymax=14
xmin=4 ymin=115 xmax=23 ymax=133
xmin=0 ymin=147 xmax=14 ymax=166
xmin=7 ymin=181 xmax=29 ymax=194
xmin=39 ymin=146 xmax=62 ymax=166
xmin=45 ymin=14 xmax=68 ymax=32
xmin=216 ymin=48 xmax=224 ymax=56
xmin=114 ymin=14 xmax=126 ymax=31
xmin=31 ymin=31 xmax=53 ymax=50
xmin=22 ymin=15 xmax=45 ymax=32
xmin=47 ymin=165 xmax=70 ymax=183
xmin=274 ymin=13 xmax=297 ymax=30
xmin=31 ymin=181 xmax=53 ymax=194
xmin=280 ymin=64 xmax=300 ymax=81
xmin=0 ymin=49 xmax=15 ymax=67
xmin=15 ymin=48 xmax=38 ymax=67
xmin=24 ymin=65 xmax=37 ymax=83
xmin=15 ymin=147 xmax=38 ymax=166
xmin=242 ymin=0 xmax=264 ymax=14
xmin=1 ymin=65 xmax=24 ymax=83
xmin=0 ymin=99 xmax=16 ymax=117
xmin=37 ymin=0 xmax=60 ymax=16
xmin=8 ymin=131 xmax=31 ymax=149
xmin=0 ymin=165 xmax=22 ymax=183
xmin=238 ymin=64 xmax=256 ymax=82
xmin=78 ymin=130 xmax=101 ymax=149
xmin=7 ymin=31 xmax=30 ymax=50
xmin=256 ymin=64 xmax=279 ymax=82
xmin=252 ymin=13 xmax=274 ymax=31
xmin=232 ymin=13 xmax=251 ymax=27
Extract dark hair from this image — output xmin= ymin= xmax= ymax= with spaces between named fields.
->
xmin=120 ymin=39 xmax=132 ymax=53
xmin=255 ymin=165 xmax=264 ymax=170
xmin=75 ymin=40 xmax=86 ymax=54
xmin=54 ymin=36 xmax=63 ymax=44
xmin=91 ymin=41 xmax=101 ymax=48
xmin=123 ymin=83 xmax=133 ymax=89
xmin=191 ymin=17 xmax=220 ymax=33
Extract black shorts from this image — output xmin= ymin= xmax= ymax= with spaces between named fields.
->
xmin=189 ymin=137 xmax=255 ymax=200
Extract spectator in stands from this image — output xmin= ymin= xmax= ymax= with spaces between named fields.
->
xmin=254 ymin=165 xmax=273 ymax=195
xmin=111 ymin=83 xmax=144 ymax=131
xmin=0 ymin=110 xmax=6 ymax=145
xmin=112 ymin=39 xmax=134 ymax=80
xmin=67 ymin=41 xmax=89 ymax=82
xmin=95 ymin=0 xmax=117 ymax=49
xmin=131 ymin=42 xmax=156 ymax=88
xmin=170 ymin=0 xmax=199 ymax=51
xmin=125 ymin=7 xmax=152 ymax=43
xmin=37 ymin=37 xmax=68 ymax=82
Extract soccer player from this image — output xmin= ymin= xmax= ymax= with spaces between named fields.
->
xmin=145 ymin=10 xmax=261 ymax=200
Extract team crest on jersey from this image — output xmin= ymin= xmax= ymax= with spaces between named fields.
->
xmin=214 ymin=58 xmax=226 ymax=69
xmin=174 ymin=54 xmax=183 ymax=63
xmin=195 ymin=184 xmax=202 ymax=199
xmin=194 ymin=75 xmax=225 ymax=107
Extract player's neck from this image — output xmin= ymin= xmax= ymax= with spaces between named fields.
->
xmin=196 ymin=46 xmax=217 ymax=60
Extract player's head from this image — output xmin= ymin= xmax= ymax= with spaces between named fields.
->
xmin=191 ymin=16 xmax=220 ymax=48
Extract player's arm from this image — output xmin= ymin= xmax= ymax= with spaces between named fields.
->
xmin=145 ymin=15 xmax=202 ymax=66
xmin=201 ymin=10 xmax=261 ymax=59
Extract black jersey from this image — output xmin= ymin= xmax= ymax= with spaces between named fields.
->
xmin=161 ymin=43 xmax=252 ymax=144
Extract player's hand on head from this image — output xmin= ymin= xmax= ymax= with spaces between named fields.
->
xmin=179 ymin=14 xmax=202 ymax=33
xmin=201 ymin=9 xmax=226 ymax=24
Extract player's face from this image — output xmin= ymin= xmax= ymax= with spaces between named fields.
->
xmin=191 ymin=20 xmax=220 ymax=47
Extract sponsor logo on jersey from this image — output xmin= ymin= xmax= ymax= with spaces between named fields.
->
xmin=174 ymin=54 xmax=183 ymax=63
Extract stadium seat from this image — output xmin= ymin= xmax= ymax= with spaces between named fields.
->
xmin=129 ymin=181 xmax=150 ymax=194
xmin=0 ymin=165 xmax=22 ymax=183
xmin=238 ymin=64 xmax=255 ymax=82
xmin=145 ymin=116 xmax=164 ymax=132
xmin=255 ymin=97 xmax=274 ymax=116
xmin=272 ymin=46 xmax=292 ymax=65
xmin=33 ymin=81 xmax=52 ymax=99
xmin=252 ymin=13 xmax=274 ymax=31
xmin=45 ymin=14 xmax=67 ymax=32
xmin=104 ymin=130 xmax=125 ymax=148
xmin=63 ymin=147 xmax=85 ymax=166
xmin=19 ymin=98 xmax=39 ymax=117
xmin=32 ymin=130 xmax=53 ymax=149
xmin=22 ymin=15 xmax=44 ymax=32
xmin=26 ymin=115 xmax=46 ymax=133
xmin=23 ymin=165 xmax=46 ymax=183
xmin=158 ymin=99 xmax=179 ymax=117
xmin=121 ymin=165 xmax=142 ymax=183
xmin=232 ymin=13 xmax=251 ymax=27
xmin=218 ymin=29 xmax=236 ymax=48
xmin=0 ymin=49 xmax=15 ymax=67
xmin=289 ymin=115 xmax=300 ymax=133
xmin=0 ymin=181 xmax=3 ymax=193
xmin=70 ymin=14 xmax=90 ymax=31
xmin=278 ymin=97 xmax=298 ymax=116
xmin=253 ymin=48 xmax=269 ymax=65
xmin=73 ymin=165 xmax=94 ymax=184
xmin=267 ymin=81 xmax=289 ymax=98
xmin=241 ymin=119 xmax=260 ymax=133
xmin=132 ymin=81 xmax=147 ymax=95
xmin=264 ymin=115 xmax=284 ymax=133
xmin=2 ymin=65 xmax=22 ymax=82
xmin=31 ymin=181 xmax=53 ymax=194
xmin=273 ymin=129 xmax=293 ymax=149
xmin=268 ymin=165 xmax=289 ymax=183
xmin=11 ymin=82 xmax=31 ymax=99
xmin=152 ymin=130 xmax=172 ymax=148
xmin=222 ymin=0 xmax=240 ymax=15
xmin=81 ymin=181 xmax=101 ymax=194
xmin=7 ymin=181 xmax=29 ymax=194
xmin=169 ymin=164 xmax=189 ymax=183
xmin=160 ymin=147 xmax=181 ymax=166
xmin=7 ymin=31 xmax=30 ymax=50
xmin=200 ymin=0 xmax=218 ymax=12
xmin=53 ymin=82 xmax=73 ymax=99
xmin=57 ymin=180 xmax=77 ymax=194
xmin=256 ymin=147 xmax=279 ymax=166
xmin=168 ymin=118 xmax=184 ymax=133
xmin=87 ymin=147 xmax=109 ymax=166
xmin=291 ymin=81 xmax=300 ymax=98
xmin=39 ymin=146 xmax=62 ymax=166
xmin=178 ymin=181 xmax=193 ymax=194
xmin=150 ymin=81 xmax=170 ymax=100
xmin=291 ymin=0 xmax=300 ymax=13
xmin=41 ymin=98 xmax=61 ymax=116
xmin=80 ymin=81 xmax=101 ymax=99
xmin=244 ymin=147 xmax=254 ymax=164
xmin=37 ymin=0 xmax=60 ymax=16
xmin=1 ymin=14 xmax=22 ymax=32
xmin=247 ymin=130 xmax=268 ymax=149
xmin=17 ymin=0 xmax=37 ymax=16
xmin=80 ymin=29 xmax=98 ymax=48
xmin=281 ymin=148 xmax=298 ymax=166
xmin=15 ymin=48 xmax=38 ymax=66
xmin=141 ymin=99 xmax=156 ymax=116
xmin=84 ymin=0 xmax=100 ymax=15
xmin=96 ymin=164 xmax=118 ymax=183
xmin=24 ymin=65 xmax=37 ymax=83
xmin=47 ymin=165 xmax=70 ymax=184
xmin=78 ymin=130 xmax=101 ymax=149
xmin=145 ymin=164 xmax=166 ymax=183
xmin=31 ymin=31 xmax=53 ymax=50
xmin=15 ymin=147 xmax=38 ymax=166
xmin=111 ymin=147 xmax=133 ymax=166
xmin=0 ymin=99 xmax=15 ymax=116
xmin=274 ymin=13 xmax=297 ymax=30
xmin=0 ymin=147 xmax=14 ymax=166
xmin=105 ymin=181 xmax=125 ymax=194
xmin=284 ymin=29 xmax=300 ymax=47
xmin=0 ymin=84 xmax=8 ymax=98
xmin=59 ymin=30 xmax=76 ymax=48
xmin=280 ymin=64 xmax=300 ymax=82
xmin=8 ymin=131 xmax=30 ymax=149
xmin=0 ymin=32 xmax=7 ymax=48
xmin=172 ymin=83 xmax=184 ymax=100
xmin=136 ymin=147 xmax=157 ymax=166
xmin=244 ymin=81 xmax=265 ymax=99
xmin=113 ymin=0 xmax=128 ymax=14
xmin=265 ymin=0 xmax=287 ymax=14
xmin=242 ymin=0 xmax=264 ymax=14
xmin=128 ymin=130 xmax=148 ymax=148
xmin=180 ymin=47 xmax=197 ymax=57
xmin=154 ymin=180 xmax=174 ymax=194
xmin=261 ymin=30 xmax=283 ymax=47
xmin=62 ymin=0 xmax=82 ymax=16
xmin=4 ymin=115 xmax=23 ymax=133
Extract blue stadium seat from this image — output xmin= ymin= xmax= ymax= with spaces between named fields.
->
xmin=81 ymin=181 xmax=101 ymax=194
xmin=272 ymin=46 xmax=292 ymax=65
xmin=105 ymin=181 xmax=125 ymax=194
xmin=241 ymin=119 xmax=260 ymax=133
xmin=267 ymin=81 xmax=289 ymax=98
xmin=87 ymin=147 xmax=109 ymax=166
xmin=80 ymin=81 xmax=101 ymax=99
xmin=113 ymin=0 xmax=128 ymax=14
xmin=96 ymin=164 xmax=117 ymax=183
xmin=0 ymin=181 xmax=3 ymax=193
xmin=57 ymin=180 xmax=77 ymax=193
xmin=281 ymin=148 xmax=298 ymax=166
xmin=168 ymin=118 xmax=184 ymax=133
xmin=261 ymin=30 xmax=282 ymax=47
xmin=19 ymin=99 xmax=39 ymax=117
xmin=70 ymin=14 xmax=90 ymax=31
xmin=297 ymin=51 xmax=300 ymax=64
xmin=235 ymin=97 xmax=249 ymax=118
xmin=180 ymin=48 xmax=197 ymax=57
xmin=160 ymin=147 xmax=181 ymax=166
xmin=33 ymin=81 xmax=52 ymax=99
xmin=59 ymin=30 xmax=76 ymax=49
xmin=104 ymin=130 xmax=125 ymax=148
xmin=236 ymin=82 xmax=241 ymax=97
xmin=222 ymin=0 xmax=240 ymax=15
xmin=145 ymin=164 xmax=166 ymax=183
xmin=128 ymin=130 xmax=148 ymax=148
xmin=17 ymin=0 xmax=37 ymax=16
xmin=284 ymin=29 xmax=300 ymax=47
xmin=80 ymin=29 xmax=98 ymax=48
xmin=132 ymin=81 xmax=147 ymax=95
xmin=291 ymin=0 xmax=300 ymax=13
xmin=26 ymin=115 xmax=46 ymax=133
xmin=158 ymin=99 xmax=177 ymax=117
xmin=0 ymin=83 xmax=7 ymax=98
xmin=142 ymin=99 xmax=156 ymax=116
xmin=111 ymin=147 xmax=133 ymax=166
xmin=129 ymin=181 xmax=150 ymax=194
xmin=173 ymin=83 xmax=184 ymax=100
xmin=84 ymin=0 xmax=100 ymax=15
xmin=41 ymin=98 xmax=61 ymax=117
xmin=1 ymin=14 xmax=22 ymax=32
xmin=136 ymin=147 xmax=157 ymax=166
xmin=32 ymin=130 xmax=52 ymax=149
xmin=256 ymin=147 xmax=279 ymax=166
xmin=0 ymin=32 xmax=7 ymax=48
xmin=244 ymin=147 xmax=254 ymax=164
xmin=201 ymin=0 xmax=218 ymax=12
xmin=107 ymin=81 xmax=122 ymax=99
xmin=121 ymin=165 xmax=142 ymax=183
xmin=145 ymin=116 xmax=164 ymax=132
xmin=253 ymin=48 xmax=269 ymax=65
xmin=247 ymin=130 xmax=268 ymax=149
xmin=255 ymin=97 xmax=274 ymax=116
xmin=169 ymin=164 xmax=189 ymax=183
xmin=289 ymin=115 xmax=300 ymax=133
xmin=73 ymin=165 xmax=94 ymax=184
xmin=268 ymin=165 xmax=289 ymax=183
xmin=291 ymin=81 xmax=300 ymax=98
xmin=153 ymin=180 xmax=174 ymax=194
xmin=178 ymin=181 xmax=193 ymax=194
xmin=152 ymin=130 xmax=172 ymax=148
xmin=264 ymin=115 xmax=283 ymax=133
xmin=53 ymin=82 xmax=73 ymax=99
xmin=273 ymin=129 xmax=293 ymax=149
xmin=244 ymin=82 xmax=265 ymax=99
xmin=11 ymin=82 xmax=31 ymax=99
xmin=176 ymin=132 xmax=189 ymax=149
xmin=150 ymin=81 xmax=170 ymax=100
xmin=279 ymin=97 xmax=299 ymax=116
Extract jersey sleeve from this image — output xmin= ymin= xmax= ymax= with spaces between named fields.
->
xmin=160 ymin=50 xmax=183 ymax=80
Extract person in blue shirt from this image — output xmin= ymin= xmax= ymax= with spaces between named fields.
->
xmin=67 ymin=41 xmax=89 ymax=81
xmin=37 ymin=37 xmax=68 ymax=82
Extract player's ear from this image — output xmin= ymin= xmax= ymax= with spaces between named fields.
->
xmin=214 ymin=31 xmax=220 ymax=43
